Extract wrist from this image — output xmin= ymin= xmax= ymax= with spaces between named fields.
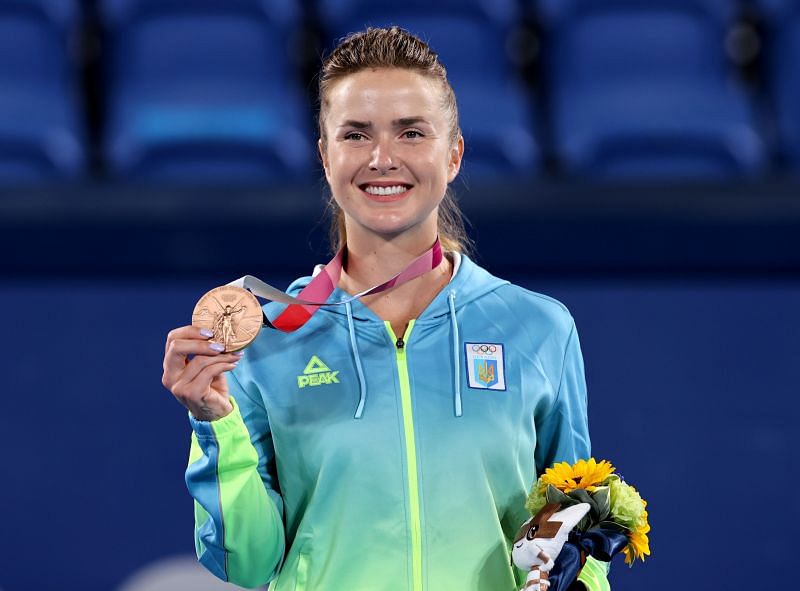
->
xmin=189 ymin=399 xmax=234 ymax=422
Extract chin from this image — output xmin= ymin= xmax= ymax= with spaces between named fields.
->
xmin=359 ymin=224 xmax=413 ymax=240
xmin=344 ymin=204 xmax=439 ymax=240
xmin=355 ymin=214 xmax=422 ymax=236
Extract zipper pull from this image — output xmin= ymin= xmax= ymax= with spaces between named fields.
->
xmin=395 ymin=337 xmax=405 ymax=349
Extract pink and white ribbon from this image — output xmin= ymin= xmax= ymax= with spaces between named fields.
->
xmin=228 ymin=238 xmax=443 ymax=332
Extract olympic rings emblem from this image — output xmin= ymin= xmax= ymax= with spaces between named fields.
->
xmin=471 ymin=344 xmax=497 ymax=353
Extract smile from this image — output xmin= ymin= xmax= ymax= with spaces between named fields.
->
xmin=361 ymin=184 xmax=411 ymax=196
xmin=359 ymin=183 xmax=413 ymax=202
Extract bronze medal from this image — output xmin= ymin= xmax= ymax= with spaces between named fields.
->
xmin=192 ymin=286 xmax=263 ymax=352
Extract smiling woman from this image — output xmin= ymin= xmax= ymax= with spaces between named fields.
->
xmin=318 ymin=66 xmax=466 ymax=333
xmin=162 ymin=26 xmax=609 ymax=591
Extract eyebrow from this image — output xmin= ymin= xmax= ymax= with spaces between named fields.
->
xmin=338 ymin=117 xmax=431 ymax=130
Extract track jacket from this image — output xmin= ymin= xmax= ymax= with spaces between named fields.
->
xmin=185 ymin=253 xmax=610 ymax=591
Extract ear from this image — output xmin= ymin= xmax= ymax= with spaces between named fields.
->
xmin=551 ymin=503 xmax=591 ymax=534
xmin=318 ymin=138 xmax=331 ymax=183
xmin=447 ymin=135 xmax=464 ymax=183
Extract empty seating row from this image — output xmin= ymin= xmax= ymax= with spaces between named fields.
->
xmin=0 ymin=0 xmax=798 ymax=183
xmin=0 ymin=0 xmax=86 ymax=180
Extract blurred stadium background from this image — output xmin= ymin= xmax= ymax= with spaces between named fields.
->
xmin=2 ymin=0 xmax=798 ymax=589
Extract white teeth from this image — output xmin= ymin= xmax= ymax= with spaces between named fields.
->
xmin=364 ymin=185 xmax=409 ymax=196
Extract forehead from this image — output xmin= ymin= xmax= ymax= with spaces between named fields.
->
xmin=325 ymin=68 xmax=445 ymax=121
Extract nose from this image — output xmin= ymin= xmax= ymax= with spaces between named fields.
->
xmin=369 ymin=136 xmax=397 ymax=174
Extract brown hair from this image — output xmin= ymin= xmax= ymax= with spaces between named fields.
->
xmin=317 ymin=26 xmax=472 ymax=255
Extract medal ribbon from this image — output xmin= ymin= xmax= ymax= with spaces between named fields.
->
xmin=228 ymin=238 xmax=443 ymax=332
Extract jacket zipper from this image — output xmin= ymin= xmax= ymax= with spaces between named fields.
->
xmin=386 ymin=320 xmax=423 ymax=591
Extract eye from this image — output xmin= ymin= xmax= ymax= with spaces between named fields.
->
xmin=526 ymin=524 xmax=538 ymax=540
xmin=344 ymin=132 xmax=366 ymax=141
xmin=402 ymin=130 xmax=423 ymax=139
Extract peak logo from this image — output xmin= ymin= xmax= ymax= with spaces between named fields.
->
xmin=297 ymin=355 xmax=340 ymax=388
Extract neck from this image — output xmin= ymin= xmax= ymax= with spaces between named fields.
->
xmin=340 ymin=224 xmax=442 ymax=291
xmin=337 ymin=222 xmax=454 ymax=333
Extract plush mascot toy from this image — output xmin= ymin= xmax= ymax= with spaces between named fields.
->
xmin=511 ymin=503 xmax=591 ymax=591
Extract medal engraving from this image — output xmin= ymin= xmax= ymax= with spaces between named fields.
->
xmin=192 ymin=286 xmax=263 ymax=352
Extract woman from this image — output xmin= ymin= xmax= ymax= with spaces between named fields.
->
xmin=162 ymin=27 xmax=609 ymax=591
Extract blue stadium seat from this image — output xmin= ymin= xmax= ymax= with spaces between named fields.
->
xmin=751 ymin=0 xmax=800 ymax=172
xmin=99 ymin=0 xmax=313 ymax=182
xmin=316 ymin=0 xmax=542 ymax=181
xmin=536 ymin=0 xmax=767 ymax=179
xmin=0 ymin=0 xmax=87 ymax=182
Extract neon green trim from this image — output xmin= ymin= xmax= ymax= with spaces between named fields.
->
xmin=386 ymin=320 xmax=423 ymax=591
xmin=188 ymin=432 xmax=204 ymax=465
xmin=578 ymin=556 xmax=611 ymax=591
xmin=295 ymin=552 xmax=309 ymax=591
xmin=207 ymin=398 xmax=284 ymax=587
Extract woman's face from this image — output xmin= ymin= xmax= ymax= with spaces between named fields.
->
xmin=319 ymin=68 xmax=463 ymax=241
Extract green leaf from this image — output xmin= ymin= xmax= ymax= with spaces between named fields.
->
xmin=545 ymin=485 xmax=578 ymax=507
xmin=568 ymin=488 xmax=597 ymax=508
xmin=577 ymin=514 xmax=593 ymax=532
xmin=598 ymin=520 xmax=629 ymax=534
xmin=592 ymin=486 xmax=611 ymax=522
xmin=569 ymin=489 xmax=599 ymax=525
xmin=563 ymin=488 xmax=607 ymax=531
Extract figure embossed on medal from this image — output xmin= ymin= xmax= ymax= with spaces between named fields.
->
xmin=214 ymin=303 xmax=245 ymax=348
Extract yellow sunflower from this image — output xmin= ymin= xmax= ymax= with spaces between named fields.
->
xmin=540 ymin=458 xmax=615 ymax=493
xmin=623 ymin=511 xmax=651 ymax=565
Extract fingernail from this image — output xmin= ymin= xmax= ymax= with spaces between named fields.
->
xmin=199 ymin=328 xmax=214 ymax=338
xmin=209 ymin=342 xmax=225 ymax=352
xmin=234 ymin=350 xmax=245 ymax=356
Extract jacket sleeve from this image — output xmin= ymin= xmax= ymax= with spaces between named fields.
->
xmin=534 ymin=317 xmax=612 ymax=591
xmin=184 ymin=370 xmax=285 ymax=588
xmin=534 ymin=316 xmax=591 ymax=472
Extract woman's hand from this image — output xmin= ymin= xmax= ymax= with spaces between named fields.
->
xmin=162 ymin=326 xmax=243 ymax=421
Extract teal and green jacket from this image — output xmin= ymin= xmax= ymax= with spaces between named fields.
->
xmin=185 ymin=254 xmax=610 ymax=591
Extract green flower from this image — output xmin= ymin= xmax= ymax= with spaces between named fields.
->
xmin=525 ymin=483 xmax=548 ymax=516
xmin=607 ymin=476 xmax=645 ymax=530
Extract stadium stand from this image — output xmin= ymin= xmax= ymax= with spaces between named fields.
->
xmin=0 ymin=0 xmax=87 ymax=181
xmin=2 ymin=0 xmax=798 ymax=184
xmin=750 ymin=0 xmax=800 ymax=172
xmin=535 ymin=0 xmax=768 ymax=179
xmin=98 ymin=0 xmax=314 ymax=182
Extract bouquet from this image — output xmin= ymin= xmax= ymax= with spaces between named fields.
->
xmin=512 ymin=458 xmax=650 ymax=591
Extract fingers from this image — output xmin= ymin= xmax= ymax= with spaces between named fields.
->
xmin=171 ymin=358 xmax=239 ymax=413
xmin=180 ymin=352 xmax=242 ymax=385
xmin=165 ymin=325 xmax=213 ymax=354
xmin=169 ymin=337 xmax=228 ymax=361
xmin=176 ymin=363 xmax=235 ymax=421
xmin=163 ymin=325 xmax=222 ymax=387
xmin=162 ymin=324 xmax=241 ymax=421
